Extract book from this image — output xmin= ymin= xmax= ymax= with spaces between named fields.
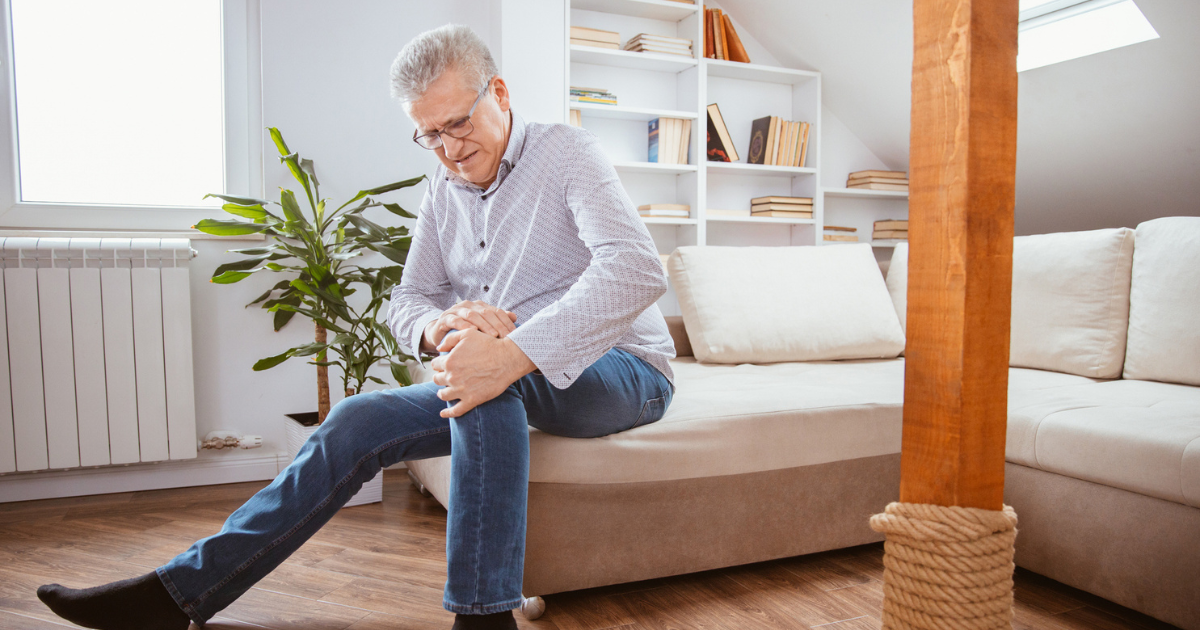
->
xmin=849 ymin=182 xmax=909 ymax=191
xmin=679 ymin=119 xmax=692 ymax=164
xmin=570 ymin=26 xmax=620 ymax=44
xmin=625 ymin=45 xmax=693 ymax=57
xmin=640 ymin=210 xmax=691 ymax=218
xmin=639 ymin=203 xmax=691 ymax=218
xmin=793 ymin=122 xmax=805 ymax=167
xmin=648 ymin=118 xmax=660 ymax=163
xmin=847 ymin=176 xmax=910 ymax=185
xmin=751 ymin=196 xmax=813 ymax=205
xmin=626 ymin=33 xmax=692 ymax=46
xmin=785 ymin=121 xmax=798 ymax=167
xmin=746 ymin=116 xmax=769 ymax=165
xmin=873 ymin=230 xmax=908 ymax=239
xmin=639 ymin=203 xmax=689 ymax=211
xmin=570 ymin=38 xmax=619 ymax=50
xmin=707 ymin=208 xmax=751 ymax=217
xmin=718 ymin=9 xmax=731 ymax=61
xmin=706 ymin=103 xmax=738 ymax=162
xmin=824 ymin=225 xmax=858 ymax=232
xmin=624 ymin=41 xmax=692 ymax=53
xmin=569 ymin=109 xmax=581 ymax=127
xmin=849 ymin=170 xmax=907 ymax=180
xmin=751 ymin=203 xmax=813 ymax=212
xmin=874 ymin=220 xmax=909 ymax=230
xmin=824 ymin=234 xmax=859 ymax=242
xmin=569 ymin=96 xmax=617 ymax=104
xmin=704 ymin=10 xmax=715 ymax=58
xmin=799 ymin=122 xmax=811 ymax=167
xmin=751 ymin=210 xmax=814 ymax=218
xmin=721 ymin=13 xmax=751 ymax=63
xmin=713 ymin=9 xmax=726 ymax=60
xmin=766 ymin=116 xmax=780 ymax=165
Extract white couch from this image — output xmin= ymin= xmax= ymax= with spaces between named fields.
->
xmin=405 ymin=216 xmax=1200 ymax=630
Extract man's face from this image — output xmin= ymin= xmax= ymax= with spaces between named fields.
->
xmin=408 ymin=69 xmax=511 ymax=189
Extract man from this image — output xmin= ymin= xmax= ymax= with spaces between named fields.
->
xmin=35 ymin=23 xmax=674 ymax=630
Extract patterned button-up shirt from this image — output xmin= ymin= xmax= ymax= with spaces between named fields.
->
xmin=388 ymin=110 xmax=675 ymax=389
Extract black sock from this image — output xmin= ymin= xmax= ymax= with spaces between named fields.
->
xmin=36 ymin=571 xmax=191 ymax=630
xmin=451 ymin=609 xmax=518 ymax=630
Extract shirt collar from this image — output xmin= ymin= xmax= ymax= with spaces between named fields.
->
xmin=444 ymin=110 xmax=527 ymax=194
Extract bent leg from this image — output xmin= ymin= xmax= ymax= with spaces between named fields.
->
xmin=158 ymin=382 xmax=451 ymax=624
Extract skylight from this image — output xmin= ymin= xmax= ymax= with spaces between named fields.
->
xmin=1017 ymin=0 xmax=1159 ymax=72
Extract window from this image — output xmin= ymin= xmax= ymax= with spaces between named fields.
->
xmin=1017 ymin=0 xmax=1159 ymax=72
xmin=10 ymin=0 xmax=225 ymax=207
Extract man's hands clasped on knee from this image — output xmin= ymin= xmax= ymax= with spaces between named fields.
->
xmin=423 ymin=301 xmax=536 ymax=419
xmin=421 ymin=300 xmax=518 ymax=353
xmin=431 ymin=329 xmax=536 ymax=418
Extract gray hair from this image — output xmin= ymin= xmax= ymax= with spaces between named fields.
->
xmin=390 ymin=24 xmax=498 ymax=106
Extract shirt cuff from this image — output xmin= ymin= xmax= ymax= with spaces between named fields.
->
xmin=508 ymin=327 xmax=579 ymax=389
xmin=410 ymin=309 xmax=445 ymax=369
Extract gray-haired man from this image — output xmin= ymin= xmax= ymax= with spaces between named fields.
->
xmin=36 ymin=23 xmax=674 ymax=630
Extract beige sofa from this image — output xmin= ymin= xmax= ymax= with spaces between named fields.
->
xmin=406 ymin=216 xmax=1200 ymax=630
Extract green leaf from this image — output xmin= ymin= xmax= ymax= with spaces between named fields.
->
xmin=335 ymin=174 xmax=427 ymax=212
xmin=301 ymin=158 xmax=320 ymax=186
xmin=330 ymin=333 xmax=357 ymax=346
xmin=291 ymin=341 xmax=330 ymax=358
xmin=381 ymin=202 xmax=417 ymax=219
xmin=267 ymin=127 xmax=291 ymax=157
xmin=366 ymin=375 xmax=387 ymax=386
xmin=193 ymin=219 xmax=268 ymax=236
xmin=345 ymin=214 xmax=386 ymax=240
xmin=290 ymin=279 xmax=316 ymax=297
xmin=212 ymin=270 xmax=253 ymax=284
xmin=204 ymin=193 xmax=272 ymax=206
xmin=370 ymin=242 xmax=410 ymax=265
xmin=221 ymin=203 xmax=268 ymax=221
xmin=390 ymin=362 xmax=413 ymax=387
xmin=253 ymin=350 xmax=293 ymax=371
xmin=273 ymin=308 xmax=297 ymax=331
xmin=373 ymin=321 xmax=397 ymax=355
xmin=213 ymin=253 xmax=281 ymax=278
xmin=279 ymin=189 xmax=307 ymax=226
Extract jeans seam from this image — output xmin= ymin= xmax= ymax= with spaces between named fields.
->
xmin=631 ymin=395 xmax=665 ymax=430
xmin=472 ymin=413 xmax=486 ymax=606
xmin=183 ymin=425 xmax=452 ymax=613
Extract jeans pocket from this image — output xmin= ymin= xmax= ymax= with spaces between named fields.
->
xmin=630 ymin=395 xmax=667 ymax=431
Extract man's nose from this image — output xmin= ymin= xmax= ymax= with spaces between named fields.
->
xmin=442 ymin=134 xmax=468 ymax=158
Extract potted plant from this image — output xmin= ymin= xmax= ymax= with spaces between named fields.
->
xmin=193 ymin=127 xmax=425 ymax=506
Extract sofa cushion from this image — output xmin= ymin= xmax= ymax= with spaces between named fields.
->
xmin=525 ymin=357 xmax=905 ymax=484
xmin=1010 ymin=228 xmax=1135 ymax=378
xmin=1123 ymin=217 xmax=1200 ymax=386
xmin=884 ymin=229 xmax=1135 ymax=378
xmin=1008 ymin=376 xmax=1200 ymax=508
xmin=667 ymin=245 xmax=905 ymax=364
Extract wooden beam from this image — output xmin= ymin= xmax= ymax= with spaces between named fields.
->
xmin=900 ymin=0 xmax=1019 ymax=511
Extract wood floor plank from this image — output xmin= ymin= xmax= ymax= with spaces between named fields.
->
xmin=0 ymin=609 xmax=77 ymax=629
xmin=310 ymin=548 xmax=447 ymax=592
xmin=254 ymin=562 xmax=359 ymax=600
xmin=318 ymin=575 xmax=450 ymax=625
xmin=722 ymin=561 xmax=865 ymax=627
xmin=221 ymin=588 xmax=370 ymax=630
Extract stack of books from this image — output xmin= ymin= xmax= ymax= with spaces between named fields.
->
xmin=623 ymin=33 xmax=693 ymax=57
xmin=748 ymin=116 xmax=810 ymax=167
xmin=824 ymin=225 xmax=859 ymax=243
xmin=751 ymin=196 xmax=812 ymax=218
xmin=648 ymin=117 xmax=692 ymax=165
xmin=571 ymin=26 xmax=620 ymax=50
xmin=639 ymin=204 xmax=690 ymax=219
xmin=847 ymin=170 xmax=908 ymax=192
xmin=570 ymin=86 xmax=617 ymax=106
xmin=873 ymin=219 xmax=909 ymax=244
xmin=703 ymin=8 xmax=750 ymax=63
xmin=705 ymin=103 xmax=739 ymax=163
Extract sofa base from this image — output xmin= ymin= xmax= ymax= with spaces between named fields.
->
xmin=1005 ymin=463 xmax=1200 ymax=630
xmin=406 ymin=454 xmax=900 ymax=596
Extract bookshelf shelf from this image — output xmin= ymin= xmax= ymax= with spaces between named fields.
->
xmin=611 ymin=161 xmax=697 ymax=174
xmin=823 ymin=187 xmax=908 ymax=199
xmin=870 ymin=240 xmax=907 ymax=248
xmin=571 ymin=0 xmax=699 ymax=21
xmin=706 ymin=162 xmax=817 ymax=176
xmin=641 ymin=217 xmax=698 ymax=225
xmin=705 ymin=59 xmax=819 ymax=85
xmin=573 ymin=102 xmax=698 ymax=122
xmin=707 ymin=216 xmax=817 ymax=226
xmin=570 ymin=45 xmax=697 ymax=72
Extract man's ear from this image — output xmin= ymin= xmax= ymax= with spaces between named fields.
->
xmin=491 ymin=76 xmax=511 ymax=113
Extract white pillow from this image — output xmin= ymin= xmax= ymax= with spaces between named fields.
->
xmin=667 ymin=245 xmax=905 ymax=364
xmin=1009 ymin=228 xmax=1134 ymax=379
xmin=1123 ymin=217 xmax=1200 ymax=386
xmin=885 ymin=243 xmax=908 ymax=334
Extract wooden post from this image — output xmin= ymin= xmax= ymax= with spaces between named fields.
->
xmin=900 ymin=0 xmax=1019 ymax=510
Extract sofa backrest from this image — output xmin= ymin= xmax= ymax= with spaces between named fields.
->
xmin=1123 ymin=217 xmax=1200 ymax=386
xmin=667 ymin=244 xmax=905 ymax=364
xmin=885 ymin=227 xmax=1136 ymax=379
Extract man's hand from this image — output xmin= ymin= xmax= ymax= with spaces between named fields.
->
xmin=422 ymin=300 xmax=517 ymax=352
xmin=431 ymin=329 xmax=536 ymax=418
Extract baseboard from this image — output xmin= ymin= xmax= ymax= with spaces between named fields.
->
xmin=0 ymin=450 xmax=288 ymax=503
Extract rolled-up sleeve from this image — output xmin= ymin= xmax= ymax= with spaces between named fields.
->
xmin=507 ymin=132 xmax=668 ymax=388
xmin=387 ymin=185 xmax=453 ymax=361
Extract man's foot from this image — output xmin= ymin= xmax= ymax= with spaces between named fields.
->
xmin=451 ymin=610 xmax=518 ymax=629
xmin=36 ymin=571 xmax=191 ymax=630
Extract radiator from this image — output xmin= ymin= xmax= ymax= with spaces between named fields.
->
xmin=0 ymin=237 xmax=198 ymax=473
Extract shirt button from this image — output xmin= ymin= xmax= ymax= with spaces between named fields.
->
xmin=484 ymin=285 xmax=490 ymax=292
xmin=479 ymin=240 xmax=485 ymax=248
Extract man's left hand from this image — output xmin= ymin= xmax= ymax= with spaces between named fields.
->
xmin=431 ymin=329 xmax=537 ymax=418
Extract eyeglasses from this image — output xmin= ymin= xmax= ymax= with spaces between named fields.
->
xmin=412 ymin=82 xmax=491 ymax=150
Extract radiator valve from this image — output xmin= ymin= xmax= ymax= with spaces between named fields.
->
xmin=200 ymin=431 xmax=263 ymax=450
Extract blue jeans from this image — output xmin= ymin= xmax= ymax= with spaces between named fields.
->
xmin=157 ymin=348 xmax=672 ymax=624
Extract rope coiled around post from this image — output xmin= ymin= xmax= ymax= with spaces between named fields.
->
xmin=869 ymin=502 xmax=1019 ymax=630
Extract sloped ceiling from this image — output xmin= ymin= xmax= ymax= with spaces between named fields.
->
xmin=719 ymin=0 xmax=1200 ymax=235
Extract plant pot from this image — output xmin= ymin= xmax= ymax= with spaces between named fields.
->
xmin=284 ymin=412 xmax=383 ymax=507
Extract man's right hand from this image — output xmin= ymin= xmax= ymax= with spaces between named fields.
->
xmin=421 ymin=300 xmax=517 ymax=353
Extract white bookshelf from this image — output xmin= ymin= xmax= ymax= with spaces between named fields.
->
xmin=823 ymin=187 xmax=908 ymax=199
xmin=566 ymin=0 xmax=822 ymax=253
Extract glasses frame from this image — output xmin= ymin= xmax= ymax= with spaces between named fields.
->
xmin=412 ymin=81 xmax=492 ymax=150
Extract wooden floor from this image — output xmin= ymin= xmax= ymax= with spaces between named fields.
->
xmin=0 ymin=471 xmax=1179 ymax=630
